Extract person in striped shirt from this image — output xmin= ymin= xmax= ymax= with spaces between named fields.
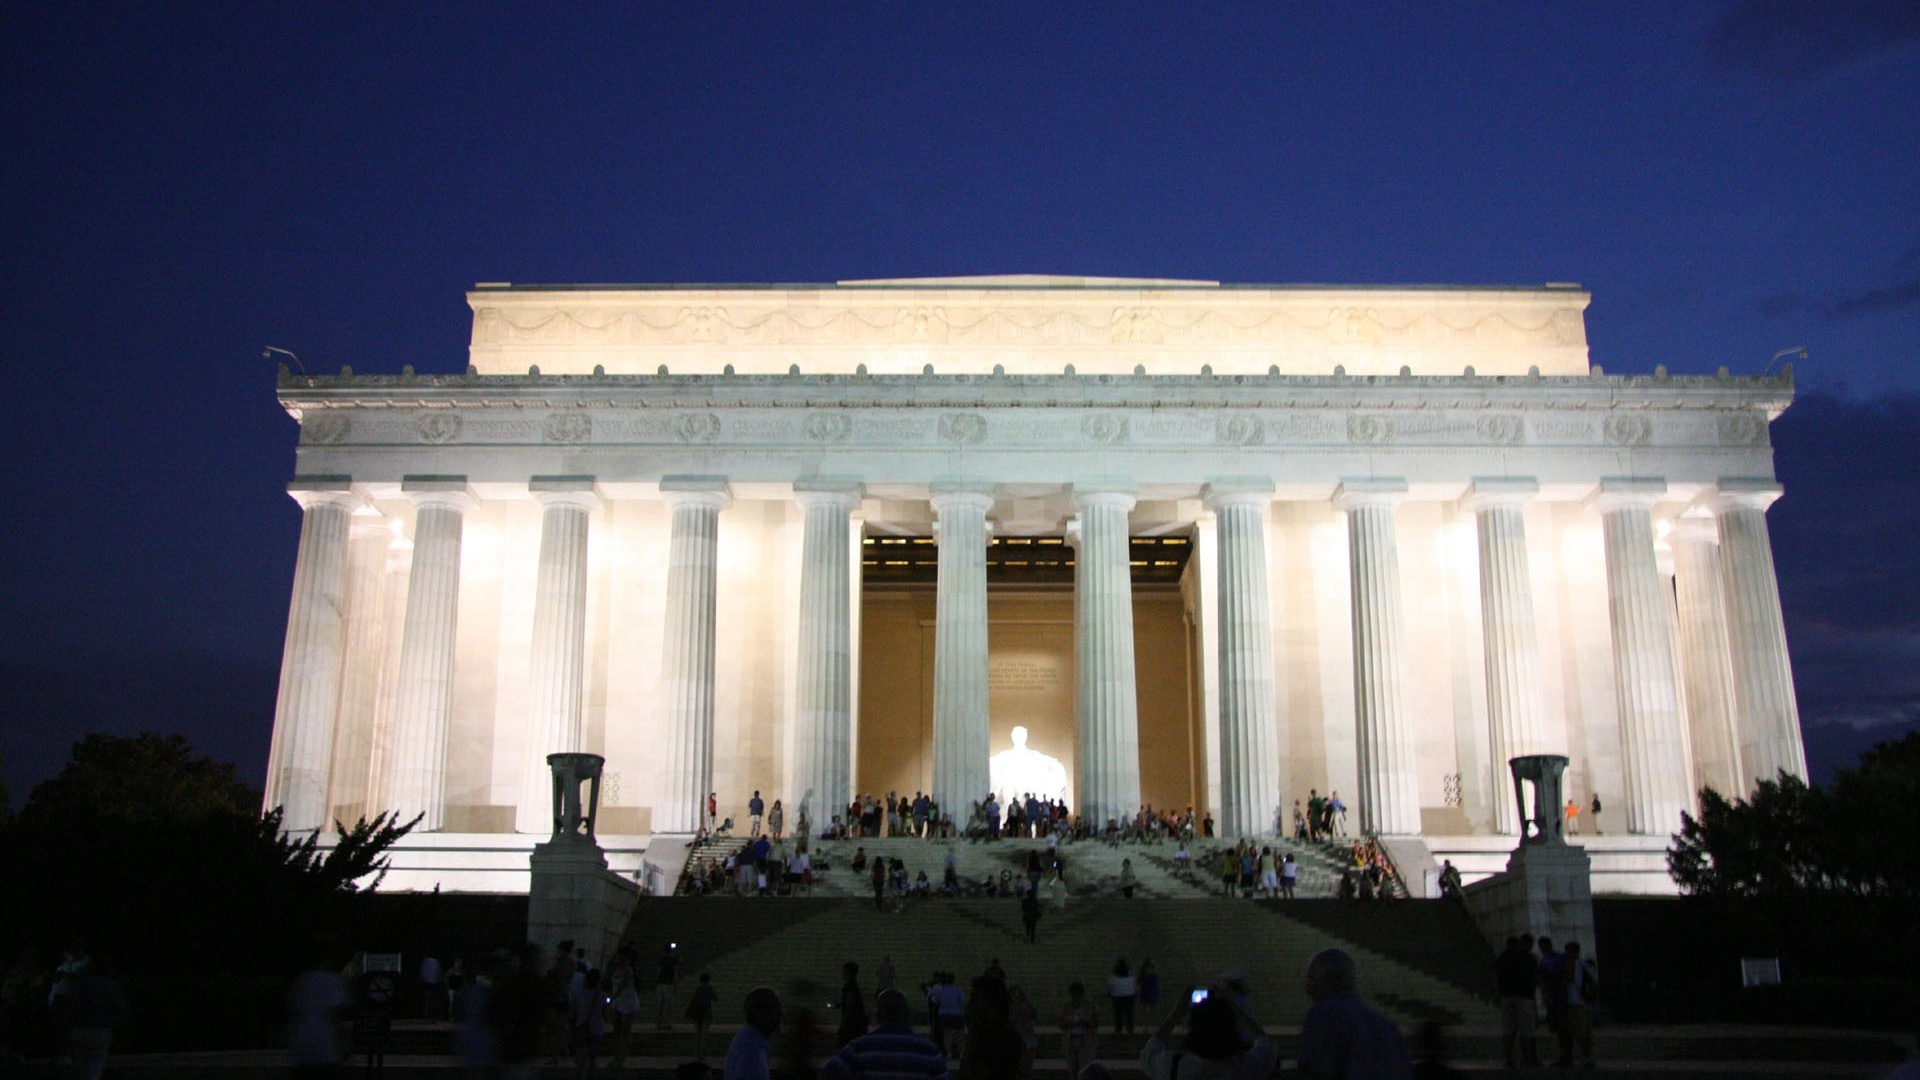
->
xmin=821 ymin=988 xmax=948 ymax=1079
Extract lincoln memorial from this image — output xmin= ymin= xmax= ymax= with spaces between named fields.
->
xmin=265 ymin=277 xmax=1807 ymax=892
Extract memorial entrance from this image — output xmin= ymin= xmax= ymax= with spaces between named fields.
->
xmin=860 ymin=526 xmax=1198 ymax=810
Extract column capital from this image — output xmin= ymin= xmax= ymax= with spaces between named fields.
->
xmin=1586 ymin=477 xmax=1667 ymax=514
xmin=1460 ymin=477 xmax=1539 ymax=513
xmin=402 ymin=476 xmax=476 ymax=513
xmin=929 ymin=488 xmax=995 ymax=515
xmin=660 ymin=476 xmax=732 ymax=511
xmin=1667 ymin=514 xmax=1720 ymax=546
xmin=288 ymin=476 xmax=362 ymax=513
xmin=794 ymin=479 xmax=864 ymax=513
xmin=530 ymin=475 xmax=601 ymax=512
xmin=1202 ymin=478 xmax=1276 ymax=510
xmin=1072 ymin=487 xmax=1137 ymax=513
xmin=1334 ymin=478 xmax=1407 ymax=512
xmin=1705 ymin=478 xmax=1783 ymax=514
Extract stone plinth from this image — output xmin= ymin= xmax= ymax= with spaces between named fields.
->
xmin=1463 ymin=753 xmax=1596 ymax=954
xmin=1463 ymin=840 xmax=1595 ymax=956
xmin=528 ymin=753 xmax=638 ymax=964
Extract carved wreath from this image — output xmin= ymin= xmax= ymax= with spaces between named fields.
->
xmin=542 ymin=412 xmax=592 ymax=444
xmin=1346 ymin=414 xmax=1392 ymax=445
xmin=939 ymin=413 xmax=988 ymax=445
xmin=303 ymin=413 xmax=351 ymax=445
xmin=415 ymin=413 xmax=463 ymax=444
xmin=1602 ymin=415 xmax=1651 ymax=447
xmin=675 ymin=412 xmax=722 ymax=442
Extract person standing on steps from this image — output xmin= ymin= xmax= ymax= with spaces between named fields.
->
xmin=654 ymin=942 xmax=680 ymax=1031
xmin=1139 ymin=985 xmax=1277 ymax=1080
xmin=1590 ymin=793 xmax=1604 ymax=836
xmin=821 ymin=988 xmax=946 ymax=1080
xmin=1059 ymin=982 xmax=1098 ymax=1080
xmin=1297 ymin=949 xmax=1411 ymax=1080
xmin=1108 ymin=958 xmax=1137 ymax=1035
xmin=723 ymin=986 xmax=782 ymax=1080
xmin=1137 ymin=959 xmax=1161 ymax=1028
xmin=837 ymin=961 xmax=869 ymax=1048
xmin=749 ymin=790 xmax=765 ymax=838
xmin=1020 ymin=888 xmax=1042 ymax=943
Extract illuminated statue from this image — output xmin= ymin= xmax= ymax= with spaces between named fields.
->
xmin=988 ymin=726 xmax=1070 ymax=807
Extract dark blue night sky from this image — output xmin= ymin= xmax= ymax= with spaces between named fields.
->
xmin=2 ymin=3 xmax=1915 ymax=805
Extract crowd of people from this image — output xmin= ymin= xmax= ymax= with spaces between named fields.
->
xmin=712 ymin=947 xmax=1432 ymax=1080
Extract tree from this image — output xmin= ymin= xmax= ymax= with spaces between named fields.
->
xmin=1668 ymin=733 xmax=1920 ymax=901
xmin=0 ymin=732 xmax=415 ymax=975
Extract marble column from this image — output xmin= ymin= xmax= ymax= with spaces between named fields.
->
xmin=516 ymin=479 xmax=600 ymax=834
xmin=655 ymin=479 xmax=730 ymax=834
xmin=1590 ymin=479 xmax=1693 ymax=835
xmin=266 ymin=480 xmax=361 ymax=833
xmin=1669 ymin=516 xmax=1744 ymax=798
xmin=1709 ymin=481 xmax=1809 ymax=785
xmin=325 ymin=514 xmax=399 ymax=827
xmin=1335 ymin=480 xmax=1421 ymax=836
xmin=1464 ymin=479 xmax=1549 ymax=835
xmin=931 ymin=489 xmax=994 ymax=817
xmin=1205 ymin=481 xmax=1279 ymax=838
xmin=385 ymin=479 xmax=475 ymax=832
xmin=792 ymin=482 xmax=862 ymax=833
xmin=1074 ymin=488 xmax=1143 ymax=829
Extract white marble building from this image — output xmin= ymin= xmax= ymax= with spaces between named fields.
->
xmin=266 ymin=277 xmax=1806 ymax=892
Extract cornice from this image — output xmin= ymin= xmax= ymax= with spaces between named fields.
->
xmin=279 ymin=369 xmax=1795 ymax=414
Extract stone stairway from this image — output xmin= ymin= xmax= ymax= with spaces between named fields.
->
xmin=620 ymin=896 xmax=1498 ymax=1029
xmin=684 ymin=834 xmax=1381 ymax=902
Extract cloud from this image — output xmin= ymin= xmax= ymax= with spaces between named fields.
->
xmin=1824 ymin=275 xmax=1920 ymax=318
xmin=1703 ymin=0 xmax=1920 ymax=81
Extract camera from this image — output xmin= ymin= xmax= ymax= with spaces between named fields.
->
xmin=1190 ymin=988 xmax=1209 ymax=1005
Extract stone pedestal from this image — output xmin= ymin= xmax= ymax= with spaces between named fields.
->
xmin=1462 ymin=754 xmax=1595 ymax=955
xmin=528 ymin=753 xmax=638 ymax=966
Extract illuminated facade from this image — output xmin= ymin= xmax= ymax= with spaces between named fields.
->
xmin=267 ymin=277 xmax=1806 ymax=891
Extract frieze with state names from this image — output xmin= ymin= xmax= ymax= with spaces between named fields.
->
xmin=292 ymin=396 xmax=1788 ymax=464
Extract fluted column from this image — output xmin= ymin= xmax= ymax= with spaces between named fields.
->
xmin=385 ymin=479 xmax=476 ymax=832
xmin=791 ymin=482 xmax=863 ymax=832
xmin=326 ymin=514 xmax=398 ymax=826
xmin=1074 ymin=488 xmax=1143 ymax=829
xmin=1205 ymin=481 xmax=1279 ymax=838
xmin=1335 ymin=480 xmax=1421 ymax=836
xmin=516 ymin=478 xmax=600 ymax=834
xmin=1464 ymin=479 xmax=1549 ymax=835
xmin=1669 ymin=516 xmax=1744 ymax=798
xmin=1590 ymin=479 xmax=1693 ymax=834
xmin=931 ymin=489 xmax=993 ymax=815
xmin=1709 ymin=481 xmax=1809 ymax=786
xmin=654 ymin=479 xmax=730 ymax=834
xmin=266 ymin=481 xmax=362 ymax=833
